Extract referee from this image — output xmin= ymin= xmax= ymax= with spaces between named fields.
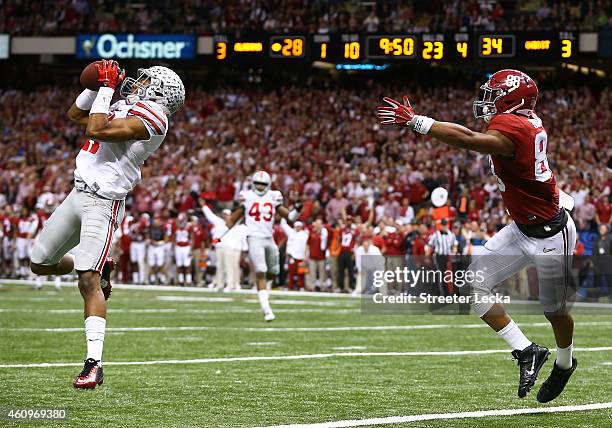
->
xmin=427 ymin=219 xmax=458 ymax=296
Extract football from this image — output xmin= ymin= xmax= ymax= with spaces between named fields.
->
xmin=79 ymin=61 xmax=101 ymax=90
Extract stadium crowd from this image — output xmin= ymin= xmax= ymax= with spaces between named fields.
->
xmin=1 ymin=0 xmax=610 ymax=36
xmin=0 ymin=79 xmax=610 ymax=297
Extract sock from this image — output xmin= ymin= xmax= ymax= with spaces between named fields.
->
xmin=159 ymin=274 xmax=166 ymax=284
xmin=35 ymin=276 xmax=42 ymax=288
xmin=132 ymin=272 xmax=138 ymax=283
xmin=556 ymin=342 xmax=573 ymax=369
xmin=497 ymin=320 xmax=531 ymax=351
xmin=178 ymin=273 xmax=185 ymax=284
xmin=54 ymin=276 xmax=61 ymax=289
xmin=258 ymin=289 xmax=272 ymax=315
xmin=186 ymin=273 xmax=192 ymax=284
xmin=85 ymin=316 xmax=106 ymax=364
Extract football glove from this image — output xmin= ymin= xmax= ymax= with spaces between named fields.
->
xmin=377 ymin=96 xmax=415 ymax=126
xmin=377 ymin=96 xmax=435 ymax=134
xmin=96 ymin=60 xmax=125 ymax=90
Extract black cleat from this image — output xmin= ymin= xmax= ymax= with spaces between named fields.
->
xmin=100 ymin=258 xmax=115 ymax=300
xmin=73 ymin=358 xmax=104 ymax=389
xmin=511 ymin=343 xmax=550 ymax=398
xmin=537 ymin=358 xmax=577 ymax=403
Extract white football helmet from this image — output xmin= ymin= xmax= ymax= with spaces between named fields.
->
xmin=120 ymin=66 xmax=185 ymax=115
xmin=252 ymin=171 xmax=271 ymax=196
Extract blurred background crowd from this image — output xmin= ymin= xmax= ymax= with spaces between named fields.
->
xmin=1 ymin=0 xmax=610 ymax=36
xmin=0 ymin=72 xmax=610 ymax=299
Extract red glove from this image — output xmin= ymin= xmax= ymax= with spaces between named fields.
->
xmin=96 ymin=59 xmax=125 ymax=90
xmin=376 ymin=96 xmax=415 ymax=126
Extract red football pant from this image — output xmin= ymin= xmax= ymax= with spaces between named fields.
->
xmin=287 ymin=258 xmax=305 ymax=290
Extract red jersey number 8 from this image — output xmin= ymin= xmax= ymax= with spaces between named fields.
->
xmin=248 ymin=202 xmax=273 ymax=222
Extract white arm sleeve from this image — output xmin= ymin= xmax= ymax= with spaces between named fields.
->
xmin=280 ymin=218 xmax=294 ymax=237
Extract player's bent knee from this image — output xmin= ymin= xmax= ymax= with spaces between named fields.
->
xmin=30 ymin=242 xmax=53 ymax=267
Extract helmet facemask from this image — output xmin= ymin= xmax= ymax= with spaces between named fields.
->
xmin=472 ymin=83 xmax=504 ymax=122
xmin=253 ymin=181 xmax=270 ymax=196
xmin=120 ymin=68 xmax=167 ymax=109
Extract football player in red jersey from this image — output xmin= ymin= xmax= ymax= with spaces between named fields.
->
xmin=378 ymin=70 xmax=577 ymax=403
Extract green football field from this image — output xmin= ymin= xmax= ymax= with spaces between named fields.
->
xmin=0 ymin=282 xmax=610 ymax=427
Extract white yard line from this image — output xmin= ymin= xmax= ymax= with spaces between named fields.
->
xmin=4 ymin=321 xmax=612 ymax=333
xmin=0 ymin=307 xmax=360 ymax=314
xmin=0 ymin=347 xmax=610 ymax=369
xmin=0 ymin=279 xmax=357 ymax=299
xmin=4 ymin=279 xmax=612 ymax=308
xmin=254 ymin=402 xmax=612 ymax=428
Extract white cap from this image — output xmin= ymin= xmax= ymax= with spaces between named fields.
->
xmin=222 ymin=209 xmax=231 ymax=216
xmin=294 ymin=221 xmax=304 ymax=228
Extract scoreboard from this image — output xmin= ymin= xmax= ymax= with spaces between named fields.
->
xmin=212 ymin=31 xmax=577 ymax=64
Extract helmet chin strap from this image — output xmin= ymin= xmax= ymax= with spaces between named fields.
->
xmin=503 ymin=98 xmax=525 ymax=114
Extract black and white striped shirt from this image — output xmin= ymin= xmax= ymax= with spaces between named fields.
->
xmin=428 ymin=230 xmax=458 ymax=255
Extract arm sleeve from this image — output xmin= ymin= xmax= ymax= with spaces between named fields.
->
xmin=202 ymin=206 xmax=225 ymax=230
xmin=280 ymin=218 xmax=294 ymax=237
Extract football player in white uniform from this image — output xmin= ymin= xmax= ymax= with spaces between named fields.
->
xmin=226 ymin=171 xmax=301 ymax=321
xmin=30 ymin=60 xmax=184 ymax=389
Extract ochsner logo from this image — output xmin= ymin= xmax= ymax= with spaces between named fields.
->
xmin=85 ymin=34 xmax=189 ymax=59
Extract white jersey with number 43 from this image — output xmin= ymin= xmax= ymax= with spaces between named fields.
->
xmin=239 ymin=189 xmax=283 ymax=238
xmin=74 ymin=100 xmax=168 ymax=200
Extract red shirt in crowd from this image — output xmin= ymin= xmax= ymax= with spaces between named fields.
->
xmin=471 ymin=187 xmax=487 ymax=210
xmin=307 ymin=228 xmax=326 ymax=260
xmin=339 ymin=227 xmax=357 ymax=253
xmin=412 ymin=236 xmax=426 ymax=256
xmin=382 ymin=231 xmax=406 ymax=256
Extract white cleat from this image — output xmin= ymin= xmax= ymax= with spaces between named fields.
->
xmin=264 ymin=312 xmax=276 ymax=322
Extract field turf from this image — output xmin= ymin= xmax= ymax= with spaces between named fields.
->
xmin=0 ymin=282 xmax=610 ymax=427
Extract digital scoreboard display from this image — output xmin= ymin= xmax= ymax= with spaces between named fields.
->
xmin=366 ymin=35 xmax=417 ymax=59
xmin=211 ymin=31 xmax=578 ymax=64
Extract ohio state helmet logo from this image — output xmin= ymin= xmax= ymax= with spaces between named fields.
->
xmin=505 ymin=75 xmax=521 ymax=93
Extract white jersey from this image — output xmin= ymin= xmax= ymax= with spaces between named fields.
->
xmin=239 ymin=189 xmax=283 ymax=238
xmin=74 ymin=100 xmax=168 ymax=200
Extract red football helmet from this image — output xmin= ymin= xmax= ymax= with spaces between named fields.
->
xmin=473 ymin=69 xmax=538 ymax=121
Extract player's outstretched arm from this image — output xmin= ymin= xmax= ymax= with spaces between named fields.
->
xmin=278 ymin=200 xmax=302 ymax=223
xmin=376 ymin=96 xmax=514 ymax=156
xmin=225 ymin=206 xmax=245 ymax=229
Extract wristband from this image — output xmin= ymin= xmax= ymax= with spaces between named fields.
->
xmin=288 ymin=209 xmax=299 ymax=221
xmin=90 ymin=87 xmax=115 ymax=115
xmin=409 ymin=115 xmax=435 ymax=134
xmin=75 ymin=89 xmax=98 ymax=110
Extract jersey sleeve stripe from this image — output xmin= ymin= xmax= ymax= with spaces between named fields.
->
xmin=130 ymin=110 xmax=163 ymax=135
xmin=136 ymin=102 xmax=168 ymax=130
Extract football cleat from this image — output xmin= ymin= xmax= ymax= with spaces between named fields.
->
xmin=264 ymin=312 xmax=276 ymax=322
xmin=537 ymin=358 xmax=577 ymax=403
xmin=511 ymin=343 xmax=550 ymax=398
xmin=73 ymin=358 xmax=103 ymax=389
xmin=100 ymin=258 xmax=115 ymax=300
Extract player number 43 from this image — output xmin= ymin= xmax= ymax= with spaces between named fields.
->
xmin=248 ymin=202 xmax=273 ymax=222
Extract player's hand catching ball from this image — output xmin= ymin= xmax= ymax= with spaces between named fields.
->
xmin=376 ymin=96 xmax=415 ymax=126
xmin=96 ymin=59 xmax=125 ymax=90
